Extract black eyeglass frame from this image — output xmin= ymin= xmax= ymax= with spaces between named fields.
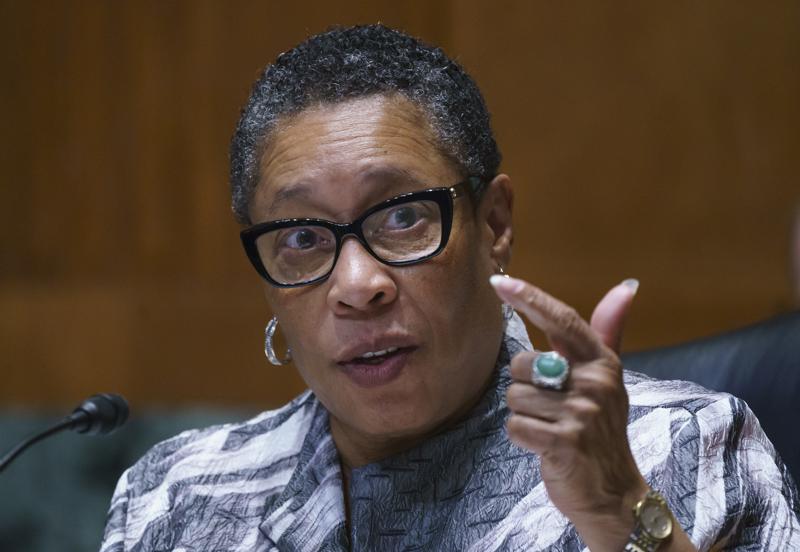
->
xmin=240 ymin=177 xmax=483 ymax=288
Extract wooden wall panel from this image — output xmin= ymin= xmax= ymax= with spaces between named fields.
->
xmin=1 ymin=1 xmax=797 ymax=409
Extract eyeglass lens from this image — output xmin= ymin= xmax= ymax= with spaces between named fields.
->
xmin=254 ymin=198 xmax=443 ymax=285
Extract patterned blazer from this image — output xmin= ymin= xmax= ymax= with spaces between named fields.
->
xmin=100 ymin=314 xmax=800 ymax=551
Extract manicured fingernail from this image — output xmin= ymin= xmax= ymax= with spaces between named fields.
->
xmin=490 ymin=274 xmax=525 ymax=293
xmin=622 ymin=278 xmax=640 ymax=294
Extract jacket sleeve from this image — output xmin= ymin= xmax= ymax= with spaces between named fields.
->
xmin=687 ymin=396 xmax=800 ymax=550
xmin=99 ymin=467 xmax=131 ymax=552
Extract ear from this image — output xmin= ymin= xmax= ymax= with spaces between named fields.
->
xmin=477 ymin=174 xmax=514 ymax=269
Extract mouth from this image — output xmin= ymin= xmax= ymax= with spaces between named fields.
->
xmin=336 ymin=345 xmax=417 ymax=388
xmin=350 ymin=346 xmax=402 ymax=363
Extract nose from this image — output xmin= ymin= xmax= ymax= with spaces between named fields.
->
xmin=326 ymin=237 xmax=398 ymax=315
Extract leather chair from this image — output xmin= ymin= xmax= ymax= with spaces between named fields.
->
xmin=623 ymin=310 xmax=800 ymax=481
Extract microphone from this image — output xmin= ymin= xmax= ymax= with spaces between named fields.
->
xmin=70 ymin=393 xmax=130 ymax=435
xmin=0 ymin=393 xmax=129 ymax=473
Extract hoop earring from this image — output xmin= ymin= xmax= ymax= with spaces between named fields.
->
xmin=264 ymin=317 xmax=292 ymax=366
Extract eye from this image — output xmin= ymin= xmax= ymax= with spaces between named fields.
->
xmin=281 ymin=227 xmax=327 ymax=250
xmin=385 ymin=205 xmax=421 ymax=230
xmin=362 ymin=198 xmax=439 ymax=242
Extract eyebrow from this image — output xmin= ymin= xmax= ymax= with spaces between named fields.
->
xmin=359 ymin=165 xmax=425 ymax=188
xmin=266 ymin=184 xmax=314 ymax=218
xmin=264 ymin=166 xmax=427 ymax=219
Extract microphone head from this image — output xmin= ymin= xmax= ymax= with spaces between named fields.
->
xmin=71 ymin=393 xmax=130 ymax=435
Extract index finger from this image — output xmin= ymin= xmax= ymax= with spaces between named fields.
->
xmin=490 ymin=275 xmax=606 ymax=362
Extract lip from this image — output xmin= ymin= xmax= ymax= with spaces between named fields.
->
xmin=334 ymin=336 xmax=418 ymax=364
xmin=334 ymin=336 xmax=418 ymax=388
xmin=337 ymin=346 xmax=416 ymax=388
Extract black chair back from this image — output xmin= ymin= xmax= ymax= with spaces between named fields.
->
xmin=623 ymin=311 xmax=800 ymax=480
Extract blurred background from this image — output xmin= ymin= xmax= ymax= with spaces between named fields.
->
xmin=0 ymin=1 xmax=798 ymax=550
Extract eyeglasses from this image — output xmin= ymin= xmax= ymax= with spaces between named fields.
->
xmin=241 ymin=177 xmax=483 ymax=287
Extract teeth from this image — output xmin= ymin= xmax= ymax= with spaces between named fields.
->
xmin=360 ymin=347 xmax=398 ymax=359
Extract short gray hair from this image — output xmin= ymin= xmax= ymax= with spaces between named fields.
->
xmin=230 ymin=24 xmax=501 ymax=224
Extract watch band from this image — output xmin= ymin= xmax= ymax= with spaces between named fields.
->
xmin=623 ymin=528 xmax=661 ymax=552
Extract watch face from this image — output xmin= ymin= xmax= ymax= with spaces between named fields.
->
xmin=641 ymin=501 xmax=673 ymax=539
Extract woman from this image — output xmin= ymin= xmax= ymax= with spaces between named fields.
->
xmin=101 ymin=25 xmax=799 ymax=551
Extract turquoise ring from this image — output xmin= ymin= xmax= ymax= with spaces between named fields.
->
xmin=531 ymin=351 xmax=570 ymax=390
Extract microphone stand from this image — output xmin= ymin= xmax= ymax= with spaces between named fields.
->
xmin=0 ymin=416 xmax=77 ymax=473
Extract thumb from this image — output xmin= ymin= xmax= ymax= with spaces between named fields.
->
xmin=589 ymin=278 xmax=640 ymax=354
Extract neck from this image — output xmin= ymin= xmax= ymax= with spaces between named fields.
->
xmin=331 ymin=422 xmax=431 ymax=468
xmin=330 ymin=369 xmax=496 ymax=469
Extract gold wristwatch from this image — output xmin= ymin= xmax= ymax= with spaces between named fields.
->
xmin=623 ymin=489 xmax=674 ymax=552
